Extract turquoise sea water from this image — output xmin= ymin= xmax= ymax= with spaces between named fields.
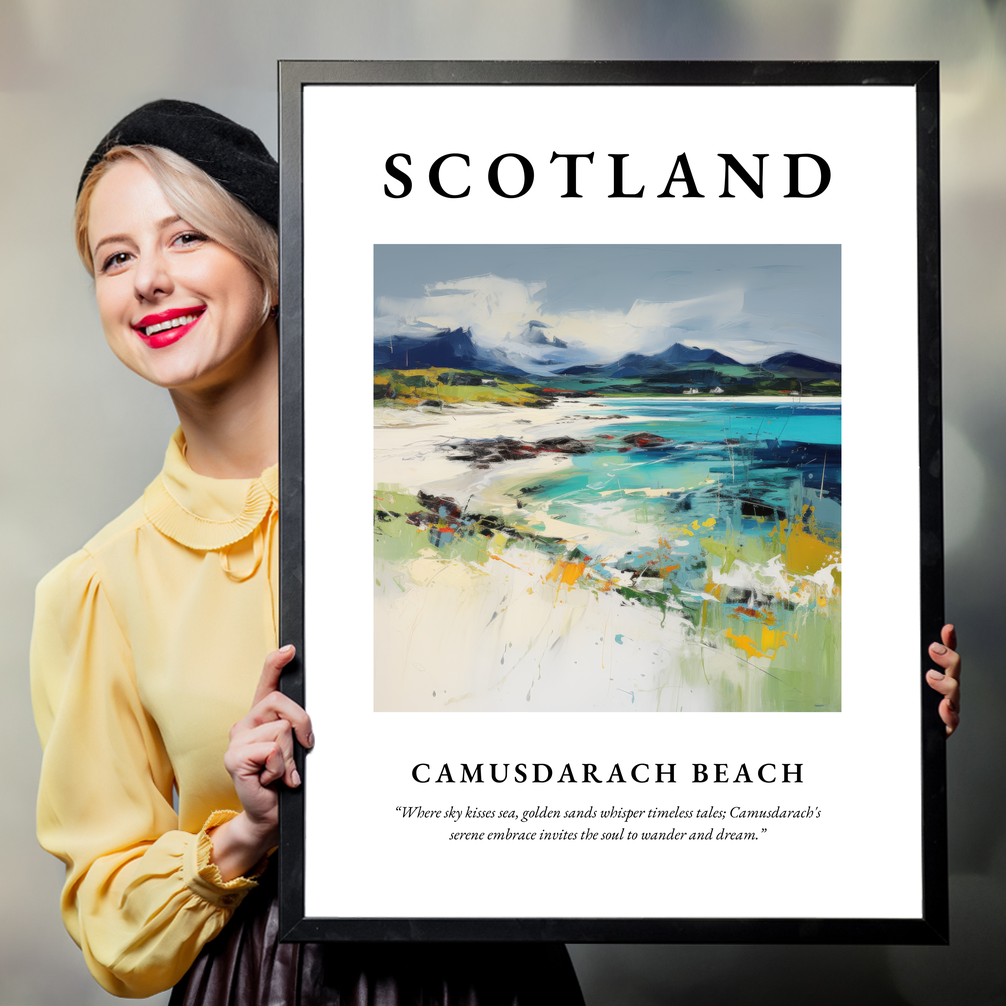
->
xmin=520 ymin=398 xmax=842 ymax=560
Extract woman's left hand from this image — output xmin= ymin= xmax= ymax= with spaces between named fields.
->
xmin=926 ymin=624 xmax=961 ymax=737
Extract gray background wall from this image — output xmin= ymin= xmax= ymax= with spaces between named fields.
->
xmin=1 ymin=2 xmax=1002 ymax=1003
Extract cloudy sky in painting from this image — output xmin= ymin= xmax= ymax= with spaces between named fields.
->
xmin=374 ymin=245 xmax=841 ymax=366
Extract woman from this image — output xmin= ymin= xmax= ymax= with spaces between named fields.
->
xmin=31 ymin=99 xmax=585 ymax=1003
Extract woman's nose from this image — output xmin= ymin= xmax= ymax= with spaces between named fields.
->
xmin=133 ymin=249 xmax=173 ymax=302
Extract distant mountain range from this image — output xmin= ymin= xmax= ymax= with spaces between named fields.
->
xmin=556 ymin=345 xmax=841 ymax=388
xmin=562 ymin=342 xmax=740 ymax=378
xmin=373 ymin=331 xmax=841 ymax=387
xmin=373 ymin=327 xmax=511 ymax=371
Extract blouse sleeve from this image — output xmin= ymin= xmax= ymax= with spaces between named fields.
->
xmin=31 ymin=549 xmax=262 ymax=998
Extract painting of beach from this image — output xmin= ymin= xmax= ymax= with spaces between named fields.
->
xmin=373 ymin=245 xmax=841 ymax=712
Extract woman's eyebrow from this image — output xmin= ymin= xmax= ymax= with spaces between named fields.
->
xmin=92 ymin=232 xmax=133 ymax=256
xmin=92 ymin=216 xmax=185 ymax=257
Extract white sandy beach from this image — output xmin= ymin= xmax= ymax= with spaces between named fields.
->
xmin=375 ymin=399 xmax=615 ymax=512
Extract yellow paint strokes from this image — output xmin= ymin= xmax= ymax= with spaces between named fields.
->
xmin=776 ymin=509 xmax=841 ymax=576
xmin=724 ymin=628 xmax=767 ymax=660
xmin=660 ymin=564 xmax=680 ymax=577
xmin=760 ymin=626 xmax=794 ymax=652
xmin=546 ymin=558 xmax=588 ymax=587
xmin=702 ymin=516 xmax=717 ymax=528
xmin=785 ymin=527 xmax=839 ymax=575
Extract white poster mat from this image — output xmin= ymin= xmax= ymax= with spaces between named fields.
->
xmin=301 ymin=84 xmax=919 ymax=920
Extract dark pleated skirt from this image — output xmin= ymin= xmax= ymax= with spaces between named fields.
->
xmin=169 ymin=869 xmax=584 ymax=1006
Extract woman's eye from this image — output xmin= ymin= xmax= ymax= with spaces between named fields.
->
xmin=173 ymin=231 xmax=208 ymax=248
xmin=101 ymin=251 xmax=131 ymax=273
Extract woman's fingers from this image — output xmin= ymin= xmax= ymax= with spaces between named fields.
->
xmin=928 ymin=625 xmax=961 ymax=681
xmin=230 ymin=719 xmax=302 ymax=788
xmin=941 ymin=623 xmax=958 ymax=654
xmin=252 ymin=644 xmax=296 ymax=707
xmin=926 ymin=669 xmax=960 ymax=736
xmin=224 ymin=737 xmax=286 ymax=786
xmin=259 ymin=742 xmax=289 ymax=787
xmin=241 ymin=644 xmax=314 ymax=749
xmin=940 ymin=698 xmax=960 ymax=737
xmin=929 ymin=641 xmax=961 ymax=680
xmin=924 ymin=679 xmax=960 ymax=736
xmin=254 ymin=691 xmax=313 ymax=749
xmin=232 ymin=689 xmax=314 ymax=750
xmin=926 ymin=667 xmax=959 ymax=704
xmin=927 ymin=623 xmax=961 ymax=737
xmin=223 ymin=645 xmax=311 ymax=814
xmin=218 ymin=647 xmax=309 ymax=846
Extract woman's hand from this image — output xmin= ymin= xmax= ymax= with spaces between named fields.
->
xmin=926 ymin=624 xmax=961 ymax=738
xmin=209 ymin=645 xmax=314 ymax=881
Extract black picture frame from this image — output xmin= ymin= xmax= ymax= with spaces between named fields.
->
xmin=277 ymin=60 xmax=945 ymax=944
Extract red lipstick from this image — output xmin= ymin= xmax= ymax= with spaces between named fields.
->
xmin=132 ymin=306 xmax=205 ymax=349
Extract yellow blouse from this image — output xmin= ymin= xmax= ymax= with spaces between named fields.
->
xmin=31 ymin=428 xmax=279 ymax=998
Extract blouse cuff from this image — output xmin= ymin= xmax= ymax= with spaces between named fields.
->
xmin=183 ymin=810 xmax=269 ymax=909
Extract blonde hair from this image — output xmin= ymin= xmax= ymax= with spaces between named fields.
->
xmin=75 ymin=145 xmax=278 ymax=323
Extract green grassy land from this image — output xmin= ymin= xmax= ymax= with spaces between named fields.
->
xmin=374 ymin=488 xmax=841 ymax=712
xmin=374 ymin=368 xmax=840 ymax=405
xmin=374 ymin=368 xmax=550 ymax=408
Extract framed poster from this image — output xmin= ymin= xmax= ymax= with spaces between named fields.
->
xmin=277 ymin=61 xmax=946 ymax=943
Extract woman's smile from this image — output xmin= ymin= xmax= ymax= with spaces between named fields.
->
xmin=133 ymin=305 xmax=207 ymax=347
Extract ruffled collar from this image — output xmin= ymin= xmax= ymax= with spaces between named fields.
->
xmin=143 ymin=428 xmax=278 ymax=551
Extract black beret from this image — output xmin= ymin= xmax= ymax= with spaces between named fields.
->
xmin=78 ymin=99 xmax=278 ymax=228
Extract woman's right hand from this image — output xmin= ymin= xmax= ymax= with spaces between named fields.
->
xmin=209 ymin=645 xmax=314 ymax=881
